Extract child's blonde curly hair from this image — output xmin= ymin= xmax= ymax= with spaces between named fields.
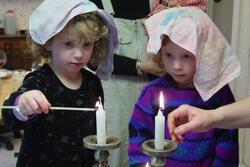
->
xmin=27 ymin=12 xmax=109 ymax=68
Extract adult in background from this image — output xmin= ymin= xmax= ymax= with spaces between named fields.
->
xmin=90 ymin=1 xmax=159 ymax=167
xmin=90 ymin=1 xmax=208 ymax=166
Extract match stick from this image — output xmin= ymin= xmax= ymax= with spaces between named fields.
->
xmin=0 ymin=106 xmax=96 ymax=111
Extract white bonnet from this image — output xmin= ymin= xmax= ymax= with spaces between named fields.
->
xmin=29 ymin=0 xmax=118 ymax=80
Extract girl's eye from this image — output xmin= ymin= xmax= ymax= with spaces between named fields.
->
xmin=183 ymin=54 xmax=193 ymax=59
xmin=64 ymin=41 xmax=74 ymax=47
xmin=83 ymin=42 xmax=94 ymax=48
xmin=164 ymin=53 xmax=172 ymax=58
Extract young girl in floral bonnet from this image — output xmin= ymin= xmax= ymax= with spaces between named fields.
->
xmin=129 ymin=7 xmax=240 ymax=167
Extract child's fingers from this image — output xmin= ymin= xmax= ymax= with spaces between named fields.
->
xmin=19 ymin=103 xmax=33 ymax=116
xmin=34 ymin=92 xmax=51 ymax=114
xmin=18 ymin=90 xmax=50 ymax=115
xmin=19 ymin=97 xmax=39 ymax=115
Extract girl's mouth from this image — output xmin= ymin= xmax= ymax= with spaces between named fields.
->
xmin=70 ymin=62 xmax=83 ymax=67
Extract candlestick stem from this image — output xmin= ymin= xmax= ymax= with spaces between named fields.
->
xmin=83 ymin=135 xmax=121 ymax=167
xmin=93 ymin=150 xmax=109 ymax=167
xmin=142 ymin=139 xmax=177 ymax=167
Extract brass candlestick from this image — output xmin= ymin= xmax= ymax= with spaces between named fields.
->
xmin=83 ymin=135 xmax=121 ymax=167
xmin=142 ymin=139 xmax=177 ymax=167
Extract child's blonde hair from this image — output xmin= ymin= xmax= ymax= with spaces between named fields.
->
xmin=27 ymin=12 xmax=109 ymax=68
xmin=153 ymin=35 xmax=169 ymax=69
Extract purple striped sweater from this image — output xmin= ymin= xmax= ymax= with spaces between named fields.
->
xmin=128 ymin=75 xmax=239 ymax=167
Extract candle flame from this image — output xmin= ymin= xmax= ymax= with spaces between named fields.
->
xmin=159 ymin=91 xmax=164 ymax=110
xmin=145 ymin=162 xmax=150 ymax=167
xmin=95 ymin=99 xmax=104 ymax=111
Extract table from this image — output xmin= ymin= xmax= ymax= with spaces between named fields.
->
xmin=0 ymin=76 xmax=17 ymax=150
xmin=0 ymin=77 xmax=15 ymax=123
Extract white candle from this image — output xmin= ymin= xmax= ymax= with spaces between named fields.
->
xmin=96 ymin=101 xmax=106 ymax=144
xmin=145 ymin=162 xmax=150 ymax=167
xmin=154 ymin=91 xmax=165 ymax=150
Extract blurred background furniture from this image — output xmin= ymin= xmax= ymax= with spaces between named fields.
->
xmin=0 ymin=75 xmax=22 ymax=150
xmin=0 ymin=35 xmax=32 ymax=70
xmin=0 ymin=33 xmax=31 ymax=151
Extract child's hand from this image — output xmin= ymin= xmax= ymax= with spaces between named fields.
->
xmin=18 ymin=90 xmax=51 ymax=116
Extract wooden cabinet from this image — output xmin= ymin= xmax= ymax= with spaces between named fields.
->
xmin=0 ymin=35 xmax=32 ymax=70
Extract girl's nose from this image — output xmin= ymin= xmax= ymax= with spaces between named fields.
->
xmin=74 ymin=48 xmax=84 ymax=58
xmin=173 ymin=60 xmax=183 ymax=70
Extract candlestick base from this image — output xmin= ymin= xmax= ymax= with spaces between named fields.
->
xmin=142 ymin=139 xmax=177 ymax=167
xmin=83 ymin=135 xmax=121 ymax=167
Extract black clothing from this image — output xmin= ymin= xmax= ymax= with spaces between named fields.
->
xmin=113 ymin=55 xmax=138 ymax=76
xmin=2 ymin=64 xmax=104 ymax=167
xmin=91 ymin=0 xmax=150 ymax=19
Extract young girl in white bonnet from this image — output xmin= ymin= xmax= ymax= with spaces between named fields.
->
xmin=1 ymin=0 xmax=118 ymax=166
xmin=128 ymin=7 xmax=240 ymax=166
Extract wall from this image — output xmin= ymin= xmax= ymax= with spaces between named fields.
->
xmin=212 ymin=0 xmax=234 ymax=42
xmin=0 ymin=0 xmax=43 ymax=30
